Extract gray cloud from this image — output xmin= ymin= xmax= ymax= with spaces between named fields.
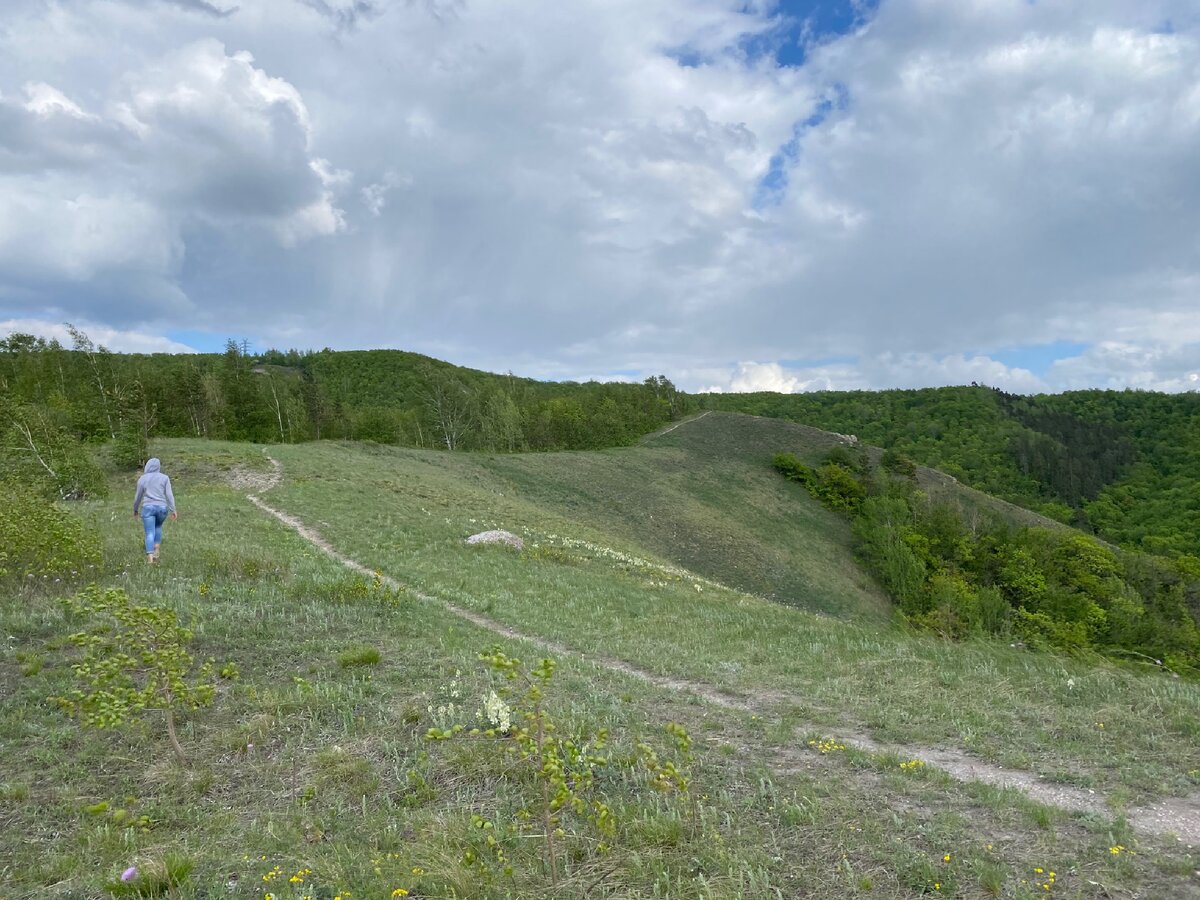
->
xmin=300 ymin=0 xmax=383 ymax=31
xmin=0 ymin=85 xmax=133 ymax=173
xmin=1 ymin=0 xmax=1199 ymax=393
xmin=0 ymin=33 xmax=346 ymax=325
xmin=162 ymin=0 xmax=239 ymax=17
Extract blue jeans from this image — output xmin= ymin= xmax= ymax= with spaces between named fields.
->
xmin=141 ymin=504 xmax=168 ymax=554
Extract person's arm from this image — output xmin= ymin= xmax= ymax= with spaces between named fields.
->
xmin=133 ymin=479 xmax=145 ymax=517
xmin=165 ymin=477 xmax=177 ymax=519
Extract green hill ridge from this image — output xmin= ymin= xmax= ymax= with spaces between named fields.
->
xmin=702 ymin=385 xmax=1200 ymax=560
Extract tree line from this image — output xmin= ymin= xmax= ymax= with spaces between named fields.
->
xmin=705 ymin=385 xmax=1200 ymax=560
xmin=0 ymin=330 xmax=690 ymax=494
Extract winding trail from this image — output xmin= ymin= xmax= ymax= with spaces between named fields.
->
xmin=244 ymin=451 xmax=1200 ymax=846
xmin=643 ymin=409 xmax=711 ymax=440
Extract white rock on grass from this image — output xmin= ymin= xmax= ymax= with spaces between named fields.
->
xmin=464 ymin=530 xmax=524 ymax=551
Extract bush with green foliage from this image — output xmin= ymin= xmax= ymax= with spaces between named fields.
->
xmin=881 ymin=448 xmax=918 ymax=478
xmin=852 ymin=497 xmax=928 ymax=614
xmin=53 ymin=586 xmax=218 ymax=765
xmin=773 ymin=450 xmax=869 ymax=512
xmin=0 ymin=479 xmax=101 ymax=579
xmin=776 ymin=450 xmax=1200 ymax=673
xmin=771 ymin=452 xmax=815 ymax=488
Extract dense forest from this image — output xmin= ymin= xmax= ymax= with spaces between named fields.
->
xmin=704 ymin=387 xmax=1200 ymax=560
xmin=773 ymin=446 xmax=1200 ymax=674
xmin=0 ymin=329 xmax=689 ymax=499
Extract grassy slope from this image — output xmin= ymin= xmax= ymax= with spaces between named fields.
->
xmin=1 ymin=430 xmax=1199 ymax=898
xmin=472 ymin=410 xmax=1051 ymax=615
xmin=264 ymin=416 xmax=1200 ymax=799
xmin=476 ymin=411 xmax=892 ymax=618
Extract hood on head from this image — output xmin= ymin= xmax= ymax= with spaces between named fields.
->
xmin=144 ymin=458 xmax=161 ymax=473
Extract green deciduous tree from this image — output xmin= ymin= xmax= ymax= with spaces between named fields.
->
xmin=54 ymin=586 xmax=218 ymax=766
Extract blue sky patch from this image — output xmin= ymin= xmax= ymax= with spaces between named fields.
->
xmin=754 ymin=83 xmax=847 ymax=207
xmin=988 ymin=341 xmax=1089 ymax=377
xmin=769 ymin=0 xmax=879 ymax=66
xmin=166 ymin=329 xmax=260 ymax=354
xmin=666 ymin=0 xmax=876 ymax=69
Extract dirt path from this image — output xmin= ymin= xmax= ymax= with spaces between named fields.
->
xmin=245 ymin=455 xmax=1200 ymax=846
xmin=227 ymin=451 xmax=283 ymax=494
xmin=643 ymin=409 xmax=711 ymax=440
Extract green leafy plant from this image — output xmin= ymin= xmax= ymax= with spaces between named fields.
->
xmin=637 ymin=721 xmax=694 ymax=796
xmin=773 ymin=450 xmax=870 ymax=512
xmin=433 ymin=648 xmax=616 ymax=885
xmin=772 ymin=452 xmax=816 ymax=488
xmin=53 ymin=586 xmax=218 ymax=765
xmin=0 ymin=479 xmax=101 ymax=580
xmin=429 ymin=647 xmax=695 ymax=887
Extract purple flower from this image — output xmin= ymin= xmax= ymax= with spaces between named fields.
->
xmin=121 ymin=867 xmax=138 ymax=882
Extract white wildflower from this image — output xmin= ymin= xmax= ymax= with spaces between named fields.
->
xmin=482 ymin=690 xmax=512 ymax=733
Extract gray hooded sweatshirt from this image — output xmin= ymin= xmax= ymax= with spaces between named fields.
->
xmin=133 ymin=458 xmax=176 ymax=514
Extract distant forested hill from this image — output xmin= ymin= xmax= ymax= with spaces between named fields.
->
xmin=0 ymin=331 xmax=689 ymax=495
xmin=7 ymin=327 xmax=1199 ymax=563
xmin=702 ymin=386 xmax=1200 ymax=560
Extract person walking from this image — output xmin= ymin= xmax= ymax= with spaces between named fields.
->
xmin=133 ymin=457 xmax=177 ymax=563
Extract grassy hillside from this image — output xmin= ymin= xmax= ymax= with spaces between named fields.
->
xmin=3 ymin=428 xmax=1200 ymax=898
xmin=702 ymin=386 xmax=1200 ymax=560
xmin=473 ymin=411 xmax=893 ymax=618
xmin=467 ymin=411 xmax=1056 ymax=618
xmin=263 ymin=418 xmax=1200 ymax=798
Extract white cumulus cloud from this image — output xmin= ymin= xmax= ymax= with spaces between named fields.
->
xmin=0 ymin=318 xmax=197 ymax=353
xmin=0 ymin=0 xmax=1197 ymax=392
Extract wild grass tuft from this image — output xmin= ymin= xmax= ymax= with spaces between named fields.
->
xmin=103 ymin=852 xmax=194 ymax=897
xmin=337 ymin=645 xmax=382 ymax=668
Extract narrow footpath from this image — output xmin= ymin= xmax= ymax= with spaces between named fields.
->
xmin=245 ymin=451 xmax=1200 ymax=846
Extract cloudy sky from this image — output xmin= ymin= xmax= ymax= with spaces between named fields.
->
xmin=2 ymin=0 xmax=1199 ymax=394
